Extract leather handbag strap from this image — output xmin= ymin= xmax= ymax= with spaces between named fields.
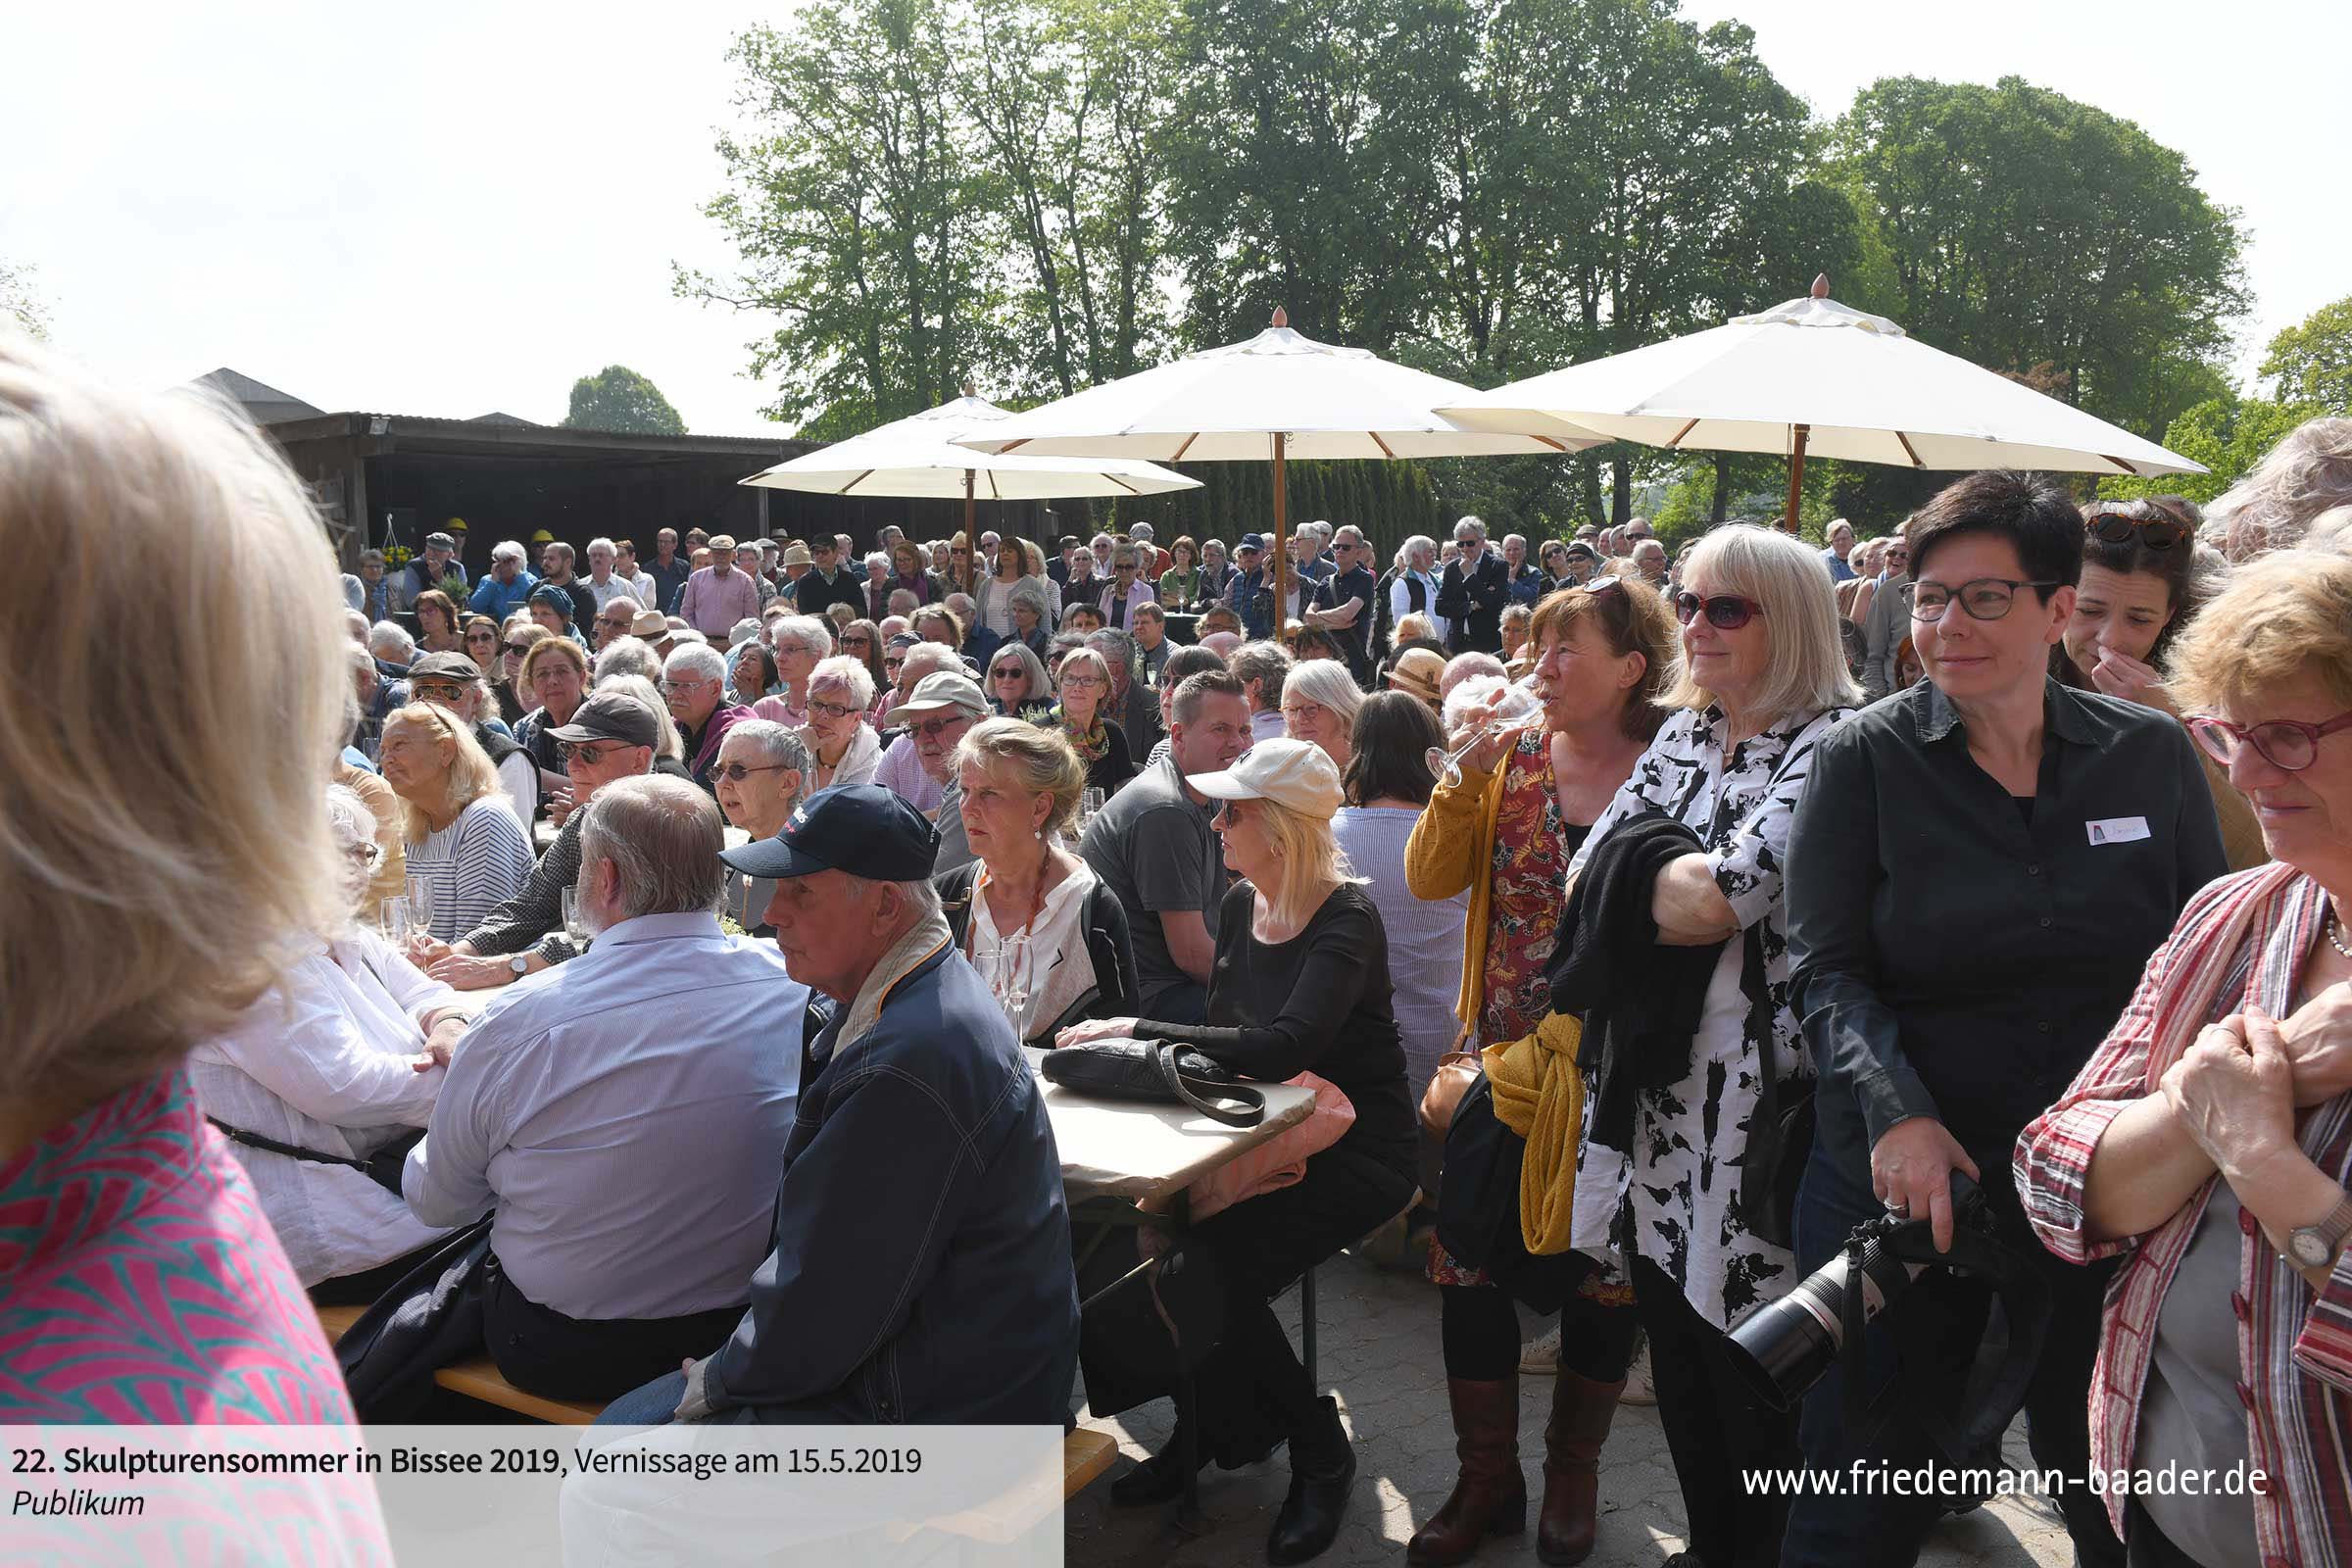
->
xmin=1152 ymin=1042 xmax=1266 ymax=1128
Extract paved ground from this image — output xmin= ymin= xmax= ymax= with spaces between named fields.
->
xmin=1068 ymin=1251 xmax=2076 ymax=1568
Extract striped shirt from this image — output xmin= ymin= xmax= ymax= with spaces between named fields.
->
xmin=404 ymin=797 xmax=533 ymax=944
xmin=2016 ymin=862 xmax=2352 ymax=1562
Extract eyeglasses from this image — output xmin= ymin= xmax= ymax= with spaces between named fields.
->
xmin=597 ymin=614 xmax=635 ymax=630
xmin=991 ymin=666 xmax=1026 ymax=681
xmin=1210 ymin=799 xmax=1249 ymax=827
xmin=558 ymin=740 xmax=633 ymax=767
xmin=884 ymin=659 xmax=906 ymax=674
xmin=2185 ymin=710 xmax=2352 ymax=773
xmin=710 ymin=760 xmax=793 ymax=784
xmin=808 ymin=697 xmax=859 ymax=721
xmin=466 ymin=631 xmax=498 ymax=644
xmin=408 ymin=681 xmax=469 ymax=706
xmin=659 ymin=678 xmax=712 ymax=695
xmin=1281 ymin=700 xmax=1329 ymax=724
xmin=1673 ymin=590 xmax=1764 ymax=631
xmin=1899 ymin=578 xmax=2060 ymax=622
xmin=2083 ymin=501 xmax=2193 ymax=552
xmin=1059 ymin=672 xmax=1107 ymax=690
xmin=342 ymin=841 xmax=382 ymax=867
xmin=841 ymin=635 xmax=871 ymax=650
xmin=906 ymin=714 xmax=970 ymax=741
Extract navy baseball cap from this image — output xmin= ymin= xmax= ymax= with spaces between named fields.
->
xmin=719 ymin=784 xmax=939 ymax=882
xmin=1238 ymin=533 xmax=1265 ymax=555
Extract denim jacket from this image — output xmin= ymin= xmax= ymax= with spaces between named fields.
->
xmin=704 ymin=924 xmax=1078 ymax=1424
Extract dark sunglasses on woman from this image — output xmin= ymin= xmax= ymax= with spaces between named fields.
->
xmin=2082 ymin=500 xmax=2194 ymax=552
xmin=1674 ymin=590 xmax=1762 ymax=630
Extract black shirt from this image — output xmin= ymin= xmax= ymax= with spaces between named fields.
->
xmin=1141 ymin=881 xmax=1414 ymax=1176
xmin=1786 ymin=679 xmax=2228 ymax=1166
xmin=1313 ymin=564 xmax=1380 ymax=676
xmin=1435 ymin=552 xmax=1509 ymax=655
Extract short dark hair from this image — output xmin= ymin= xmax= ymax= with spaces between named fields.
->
xmin=1342 ymin=691 xmax=1443 ymax=807
xmin=1906 ymin=471 xmax=2083 ymax=601
xmin=1171 ymin=667 xmax=1245 ymax=727
xmin=1158 ymin=645 xmax=1226 ymax=691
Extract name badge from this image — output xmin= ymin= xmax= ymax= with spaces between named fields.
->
xmin=2085 ymin=815 xmax=2150 ymax=846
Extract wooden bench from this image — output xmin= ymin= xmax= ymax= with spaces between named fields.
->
xmin=315 ymin=1303 xmax=604 ymax=1426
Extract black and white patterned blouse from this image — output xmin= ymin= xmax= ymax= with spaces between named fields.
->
xmin=1566 ymin=699 xmax=1851 ymax=1327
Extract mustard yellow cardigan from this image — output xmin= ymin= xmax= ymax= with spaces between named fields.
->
xmin=1402 ymin=750 xmax=1512 ymax=1052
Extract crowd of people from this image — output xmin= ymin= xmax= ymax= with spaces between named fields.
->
xmin=12 ymin=326 xmax=2352 ymax=1568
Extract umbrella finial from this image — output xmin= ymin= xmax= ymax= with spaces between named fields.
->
xmin=1810 ymin=273 xmax=1831 ymax=299
xmin=1270 ymin=306 xmax=1289 ymax=329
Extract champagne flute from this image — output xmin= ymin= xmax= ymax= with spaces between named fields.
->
xmin=404 ymin=875 xmax=434 ymax=939
xmin=379 ymin=896 xmax=413 ymax=948
xmin=561 ymin=887 xmax=592 ymax=949
xmin=1426 ymin=674 xmax=1545 ymax=788
xmin=996 ymin=931 xmax=1031 ymax=1026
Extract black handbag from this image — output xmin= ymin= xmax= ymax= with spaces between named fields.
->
xmin=1734 ymin=926 xmax=1813 ymax=1250
xmin=1432 ymin=1073 xmax=1586 ymax=1313
xmin=1039 ymin=1039 xmax=1265 ymax=1128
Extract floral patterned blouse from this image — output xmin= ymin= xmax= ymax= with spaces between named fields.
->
xmin=1480 ymin=728 xmax=1586 ymax=1049
xmin=1567 ymin=700 xmax=1851 ymax=1327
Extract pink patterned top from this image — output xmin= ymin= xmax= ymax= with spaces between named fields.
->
xmin=1 ymin=1069 xmax=360 ymax=1424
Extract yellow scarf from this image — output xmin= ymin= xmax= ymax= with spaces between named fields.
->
xmin=1479 ymin=1011 xmax=1585 ymax=1255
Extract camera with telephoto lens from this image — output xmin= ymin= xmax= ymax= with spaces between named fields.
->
xmin=1725 ymin=1173 xmax=1987 ymax=1412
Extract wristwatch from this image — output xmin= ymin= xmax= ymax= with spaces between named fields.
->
xmin=2287 ymin=1193 xmax=2352 ymax=1269
xmin=507 ymin=956 xmax=531 ymax=983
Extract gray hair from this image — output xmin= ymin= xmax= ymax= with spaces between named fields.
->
xmin=344 ymin=608 xmax=372 ymax=643
xmin=767 ymin=613 xmax=834 ymax=659
xmin=1502 ymin=532 xmax=1527 ymax=552
xmin=1283 ymin=657 xmax=1364 ymax=729
xmin=1452 ymin=515 xmax=1486 ymax=542
xmin=720 ymin=718 xmax=813 ymax=782
xmin=2210 ymin=415 xmax=2352 ymax=562
xmin=587 ymin=536 xmax=616 ymax=558
xmin=359 ymin=548 xmax=386 ymax=566
xmin=1085 ymin=625 xmax=1137 ymax=675
xmin=1229 ymin=639 xmax=1295 ymax=706
xmin=593 ymin=672 xmax=685 ymax=760
xmin=368 ymin=620 xmax=416 ymax=663
xmin=808 ymin=653 xmax=876 ymax=709
xmin=1129 ymin=521 xmax=1154 ymax=541
xmin=577 ymin=775 xmax=726 ymax=923
xmin=594 ymin=636 xmax=662 ymax=685
xmin=898 ymin=641 xmax=960 ymax=686
xmin=864 ymin=552 xmax=891 ymax=572
xmin=985 ymin=638 xmax=1051 ymax=700
xmin=1008 ymin=582 xmax=1051 ymax=621
xmin=663 ymin=641 xmax=727 ymax=685
xmin=492 ymin=539 xmax=526 ymax=564
xmin=324 ymin=782 xmax=378 ymax=849
xmin=1397 ymin=534 xmax=1437 ymax=571
xmin=944 ymin=592 xmax=976 ymax=620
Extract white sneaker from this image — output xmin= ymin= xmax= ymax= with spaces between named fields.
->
xmin=1619 ymin=1339 xmax=1657 ymax=1406
xmin=1517 ymin=1322 xmax=1562 ymax=1375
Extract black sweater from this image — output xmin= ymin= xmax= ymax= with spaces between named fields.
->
xmin=1141 ymin=881 xmax=1414 ymax=1175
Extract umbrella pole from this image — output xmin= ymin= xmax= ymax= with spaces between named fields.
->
xmin=1272 ymin=432 xmax=1290 ymax=633
xmin=963 ymin=469 xmax=977 ymax=594
xmin=1785 ymin=423 xmax=1810 ymax=531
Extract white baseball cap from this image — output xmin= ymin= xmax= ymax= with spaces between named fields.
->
xmin=1186 ymin=738 xmax=1344 ymax=820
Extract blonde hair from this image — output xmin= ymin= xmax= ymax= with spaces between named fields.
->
xmin=954 ymin=717 xmax=1088 ymax=839
xmin=518 ymin=633 xmax=588 ymax=690
xmin=2169 ymin=551 xmax=2352 ymax=714
xmin=0 ymin=336 xmax=349 ymax=1104
xmin=379 ymin=702 xmax=507 ymax=843
xmin=1250 ymin=797 xmax=1363 ymax=930
xmin=1660 ymin=524 xmax=1861 ymax=728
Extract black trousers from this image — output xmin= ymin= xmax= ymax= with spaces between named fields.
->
xmin=483 ymin=1255 xmax=746 ymax=1404
xmin=1630 ymin=1254 xmax=1801 ymax=1568
xmin=1184 ymin=1146 xmax=1416 ymax=1464
xmin=1441 ymin=1282 xmax=1640 ymax=1384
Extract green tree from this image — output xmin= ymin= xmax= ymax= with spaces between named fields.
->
xmin=560 ymin=366 xmax=687 ymax=434
xmin=2 ymin=260 xmax=50 ymax=340
xmin=2260 ymin=295 xmax=2352 ymax=412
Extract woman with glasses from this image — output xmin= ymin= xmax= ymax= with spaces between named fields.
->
xmin=496 ymin=622 xmax=550 ymax=727
xmin=1281 ymin=658 xmax=1363 ymax=775
xmin=1157 ymin=535 xmax=1204 ymax=612
xmin=1548 ymin=527 xmax=1860 ymax=1568
xmin=986 ymin=641 xmax=1055 ymax=722
xmin=1058 ymin=741 xmax=1414 ymax=1565
xmin=414 ymin=588 xmax=467 ymax=655
xmin=2016 ymin=550 xmax=2352 ymax=1568
xmin=375 ymin=702 xmax=533 ymax=945
xmin=712 ymin=721 xmax=812 ymax=938
xmin=938 ymin=719 xmax=1137 ymax=1045
xmin=797 ymin=655 xmax=882 ymax=790
xmin=189 ymin=786 xmax=467 ymax=1299
xmin=1402 ymin=575 xmax=1677 ymax=1567
xmin=750 ymin=613 xmax=831 ymax=729
xmin=2058 ymin=498 xmax=2265 ymax=870
xmin=834 ymin=617 xmax=889 ymax=718
xmin=1780 ymin=473 xmax=2227 ymax=1568
xmin=1048 ymin=646 xmax=1136 ymax=797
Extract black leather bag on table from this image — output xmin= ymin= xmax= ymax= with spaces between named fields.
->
xmin=1039 ymin=1039 xmax=1265 ymax=1128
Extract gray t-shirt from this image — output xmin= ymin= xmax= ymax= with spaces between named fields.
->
xmin=933 ymin=774 xmax=975 ymax=875
xmin=2135 ymin=1181 xmax=2259 ymax=1568
xmin=1078 ymin=752 xmax=1222 ymax=1007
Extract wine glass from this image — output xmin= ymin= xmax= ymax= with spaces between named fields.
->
xmin=995 ymin=931 xmax=1031 ymax=1026
xmin=561 ymin=887 xmax=592 ymax=949
xmin=1426 ymin=674 xmax=1545 ymax=788
xmin=378 ymin=896 xmax=413 ymax=948
xmin=1079 ymin=787 xmax=1106 ymax=833
xmin=404 ymin=875 xmax=434 ymax=938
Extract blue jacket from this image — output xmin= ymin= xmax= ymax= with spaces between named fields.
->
xmin=468 ymin=569 xmax=540 ymax=621
xmin=705 ymin=938 xmax=1078 ymax=1424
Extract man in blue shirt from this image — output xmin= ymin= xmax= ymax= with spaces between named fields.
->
xmin=467 ymin=540 xmax=539 ymax=621
xmin=1820 ymin=516 xmax=1858 ymax=582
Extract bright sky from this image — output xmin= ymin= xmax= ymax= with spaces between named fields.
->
xmin=5 ymin=1 xmax=2340 ymax=436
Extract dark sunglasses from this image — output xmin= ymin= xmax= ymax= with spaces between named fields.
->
xmin=1673 ymin=590 xmax=1762 ymax=631
xmin=2082 ymin=501 xmax=2194 ymax=552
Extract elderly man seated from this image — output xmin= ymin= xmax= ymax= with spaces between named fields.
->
xmin=663 ymin=642 xmax=753 ymax=794
xmin=402 ymin=775 xmax=809 ymax=1401
xmin=595 ymin=785 xmax=1077 ymax=1426
xmin=890 ymin=668 xmax=988 ymax=873
xmin=410 ymin=687 xmax=664 ymax=990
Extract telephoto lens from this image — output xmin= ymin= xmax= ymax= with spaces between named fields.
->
xmin=1723 ymin=1174 xmax=1981 ymax=1411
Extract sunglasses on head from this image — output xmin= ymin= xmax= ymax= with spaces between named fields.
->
xmin=1674 ymin=591 xmax=1762 ymax=630
xmin=2082 ymin=502 xmax=2194 ymax=551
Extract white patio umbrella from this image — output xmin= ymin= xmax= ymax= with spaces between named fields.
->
xmin=956 ymin=310 xmax=1600 ymax=611
xmin=738 ymin=391 xmax=1200 ymax=591
xmin=1438 ymin=277 xmax=2204 ymax=526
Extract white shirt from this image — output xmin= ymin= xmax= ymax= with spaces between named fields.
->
xmin=403 ymin=910 xmax=806 ymax=1320
xmin=963 ymin=860 xmax=1100 ymax=1044
xmin=1391 ymin=568 xmax=1446 ymax=646
xmin=188 ymin=929 xmax=460 ymax=1286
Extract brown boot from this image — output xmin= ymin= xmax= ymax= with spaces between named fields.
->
xmin=1536 ymin=1368 xmax=1622 ymax=1565
xmin=1405 ymin=1378 xmax=1525 ymax=1566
